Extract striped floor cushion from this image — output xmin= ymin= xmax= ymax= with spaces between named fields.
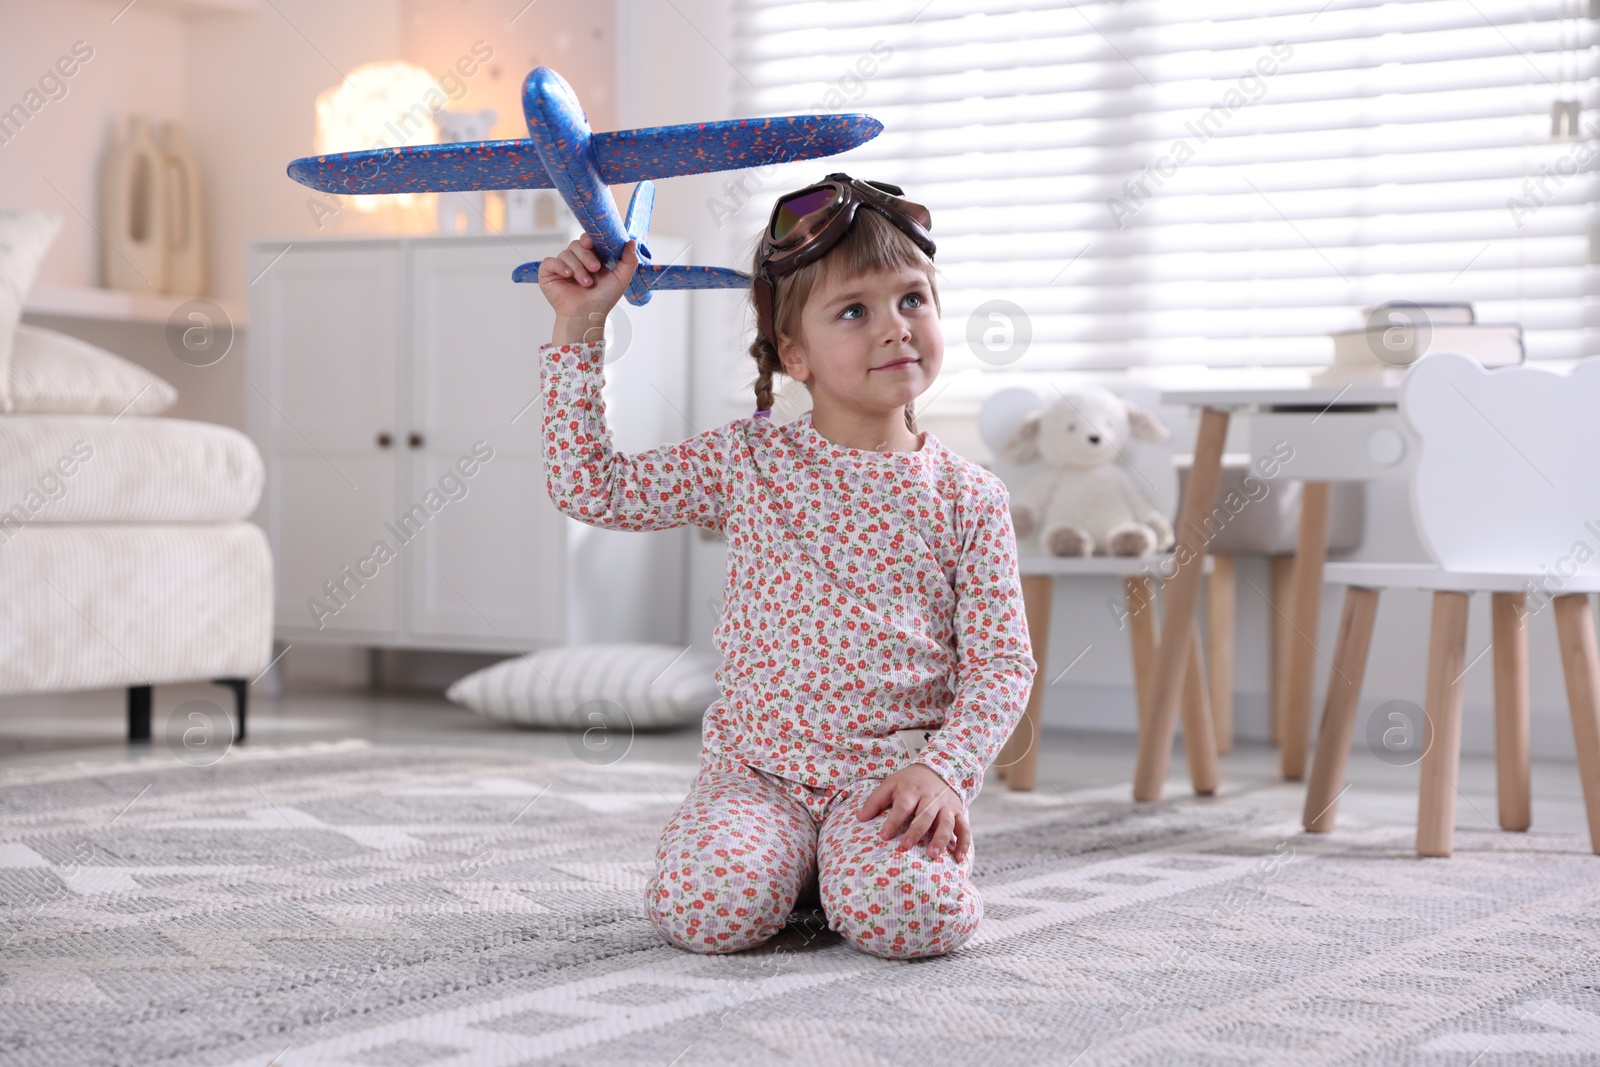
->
xmin=445 ymin=643 xmax=720 ymax=730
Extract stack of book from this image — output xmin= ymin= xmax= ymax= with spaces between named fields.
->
xmin=1311 ymin=302 xmax=1524 ymax=386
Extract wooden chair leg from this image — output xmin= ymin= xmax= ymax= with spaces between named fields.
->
xmin=1207 ymin=554 xmax=1236 ymax=754
xmin=1491 ymin=592 xmax=1530 ymax=832
xmin=999 ymin=574 xmax=1055 ymax=791
xmin=1417 ymin=590 xmax=1471 ymax=858
xmin=1303 ymin=586 xmax=1381 ymax=832
xmin=1283 ymin=482 xmax=1331 ymax=781
xmin=1553 ymin=593 xmax=1600 ymax=855
xmin=1133 ymin=407 xmax=1230 ymax=802
xmin=1125 ymin=576 xmax=1158 ymax=736
xmin=1180 ymin=628 xmax=1219 ymax=795
xmin=1269 ymin=554 xmax=1295 ymax=744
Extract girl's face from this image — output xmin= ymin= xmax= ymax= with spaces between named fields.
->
xmin=776 ymin=263 xmax=943 ymax=421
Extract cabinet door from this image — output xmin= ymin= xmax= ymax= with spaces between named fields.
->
xmin=405 ymin=238 xmax=567 ymax=647
xmin=249 ymin=242 xmax=402 ymax=638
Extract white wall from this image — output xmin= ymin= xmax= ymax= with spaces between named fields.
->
xmin=0 ymin=0 xmax=187 ymax=291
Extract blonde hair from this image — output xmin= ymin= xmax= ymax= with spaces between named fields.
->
xmin=747 ymin=205 xmax=941 ymax=434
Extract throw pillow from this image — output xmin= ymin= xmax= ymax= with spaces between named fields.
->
xmin=445 ymin=642 xmax=721 ymax=730
xmin=0 ymin=209 xmax=65 ymax=412
xmin=7 ymin=324 xmax=178 ymax=416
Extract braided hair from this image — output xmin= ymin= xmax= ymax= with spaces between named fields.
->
xmin=747 ymin=205 xmax=941 ymax=435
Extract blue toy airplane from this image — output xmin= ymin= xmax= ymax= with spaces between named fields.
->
xmin=286 ymin=66 xmax=881 ymax=307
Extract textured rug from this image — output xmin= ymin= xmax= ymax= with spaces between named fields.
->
xmin=3 ymin=740 xmax=1599 ymax=1067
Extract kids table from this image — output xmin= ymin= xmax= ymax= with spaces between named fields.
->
xmin=1134 ymin=381 xmax=1409 ymax=801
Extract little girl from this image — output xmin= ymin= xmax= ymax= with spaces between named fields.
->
xmin=535 ymin=174 xmax=1036 ymax=960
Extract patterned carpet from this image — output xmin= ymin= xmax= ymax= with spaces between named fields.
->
xmin=3 ymin=739 xmax=1599 ymax=1067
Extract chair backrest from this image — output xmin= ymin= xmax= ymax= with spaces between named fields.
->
xmin=1401 ymin=351 xmax=1600 ymax=575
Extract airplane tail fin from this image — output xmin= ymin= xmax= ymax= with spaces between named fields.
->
xmin=625 ymin=264 xmax=752 ymax=302
xmin=512 ymin=261 xmax=751 ymax=305
xmin=623 ymin=181 xmax=655 ymax=260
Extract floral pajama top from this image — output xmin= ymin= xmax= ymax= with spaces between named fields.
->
xmin=540 ymin=340 xmax=1038 ymax=811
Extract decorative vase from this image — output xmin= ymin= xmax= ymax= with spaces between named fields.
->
xmin=159 ymin=120 xmax=205 ymax=297
xmin=99 ymin=115 xmax=168 ymax=293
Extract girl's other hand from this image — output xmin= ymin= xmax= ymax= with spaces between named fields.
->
xmin=539 ymin=234 xmax=640 ymax=335
xmin=854 ymin=763 xmax=971 ymax=863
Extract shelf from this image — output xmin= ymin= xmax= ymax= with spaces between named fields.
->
xmin=94 ymin=0 xmax=259 ymax=16
xmin=23 ymin=285 xmax=249 ymax=328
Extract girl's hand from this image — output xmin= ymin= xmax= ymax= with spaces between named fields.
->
xmin=854 ymin=763 xmax=971 ymax=863
xmin=539 ymin=234 xmax=640 ymax=335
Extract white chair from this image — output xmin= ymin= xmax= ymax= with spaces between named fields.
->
xmin=979 ymin=387 xmax=1219 ymax=796
xmin=1302 ymin=352 xmax=1600 ymax=857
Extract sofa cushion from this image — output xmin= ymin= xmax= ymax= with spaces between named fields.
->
xmin=0 ymin=414 xmax=263 ymax=525
xmin=446 ymin=643 xmax=720 ymax=731
xmin=0 ymin=211 xmax=64 ymax=412
xmin=8 ymin=324 xmax=177 ymax=416
xmin=0 ymin=522 xmax=272 ymax=695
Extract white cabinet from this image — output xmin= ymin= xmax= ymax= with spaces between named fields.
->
xmin=247 ymin=234 xmax=692 ymax=654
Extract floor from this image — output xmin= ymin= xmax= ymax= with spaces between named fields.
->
xmin=1 ymin=680 xmax=1591 ymax=842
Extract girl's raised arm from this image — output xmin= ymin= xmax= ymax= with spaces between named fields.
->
xmin=536 ymin=235 xmax=730 ymax=534
xmin=540 ymin=338 xmax=730 ymax=534
xmin=912 ymin=485 xmax=1039 ymax=808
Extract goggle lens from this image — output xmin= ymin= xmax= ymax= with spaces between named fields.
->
xmin=771 ymin=187 xmax=835 ymax=241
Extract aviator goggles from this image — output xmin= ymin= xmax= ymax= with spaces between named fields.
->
xmin=751 ymin=172 xmax=936 ymax=354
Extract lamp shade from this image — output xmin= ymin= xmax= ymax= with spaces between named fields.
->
xmin=313 ymin=61 xmax=442 ymax=214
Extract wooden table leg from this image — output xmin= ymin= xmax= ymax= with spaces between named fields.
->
xmin=1133 ymin=407 xmax=1230 ymax=802
xmin=998 ymin=574 xmax=1055 ymax=792
xmin=1207 ymin=553 xmax=1236 ymax=754
xmin=1126 ymin=576 xmax=1158 ymax=736
xmin=1282 ymin=481 xmax=1331 ymax=780
xmin=1492 ymin=591 xmax=1531 ymax=832
xmin=1553 ymin=593 xmax=1600 ymax=855
xmin=1303 ymin=585 xmax=1381 ymax=832
xmin=1181 ymin=628 xmax=1219 ymax=795
xmin=1269 ymin=554 xmax=1295 ymax=744
xmin=1417 ymin=590 xmax=1470 ymax=858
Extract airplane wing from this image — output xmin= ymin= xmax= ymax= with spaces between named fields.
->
xmin=287 ymin=114 xmax=882 ymax=197
xmin=590 ymin=114 xmax=882 ymax=185
xmin=287 ymin=141 xmax=555 ymax=196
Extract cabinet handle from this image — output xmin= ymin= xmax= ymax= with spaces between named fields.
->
xmin=408 ymin=432 xmax=424 ymax=448
xmin=376 ymin=432 xmax=392 ymax=448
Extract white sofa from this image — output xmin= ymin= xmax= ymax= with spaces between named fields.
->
xmin=0 ymin=208 xmax=272 ymax=742
xmin=0 ymin=412 xmax=273 ymax=741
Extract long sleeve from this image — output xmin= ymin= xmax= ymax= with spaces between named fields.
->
xmin=912 ymin=486 xmax=1038 ymax=808
xmin=541 ymin=339 xmax=730 ymax=533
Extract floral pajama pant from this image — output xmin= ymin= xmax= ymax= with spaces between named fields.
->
xmin=644 ymin=758 xmax=982 ymax=959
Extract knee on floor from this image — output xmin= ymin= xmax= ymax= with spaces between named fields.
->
xmin=644 ymin=864 xmax=791 ymax=954
xmin=819 ymin=868 xmax=980 ymax=959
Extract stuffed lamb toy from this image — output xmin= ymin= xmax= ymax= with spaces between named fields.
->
xmin=1001 ymin=387 xmax=1177 ymax=557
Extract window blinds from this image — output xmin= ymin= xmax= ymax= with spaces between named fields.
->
xmin=728 ymin=0 xmax=1597 ymax=379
